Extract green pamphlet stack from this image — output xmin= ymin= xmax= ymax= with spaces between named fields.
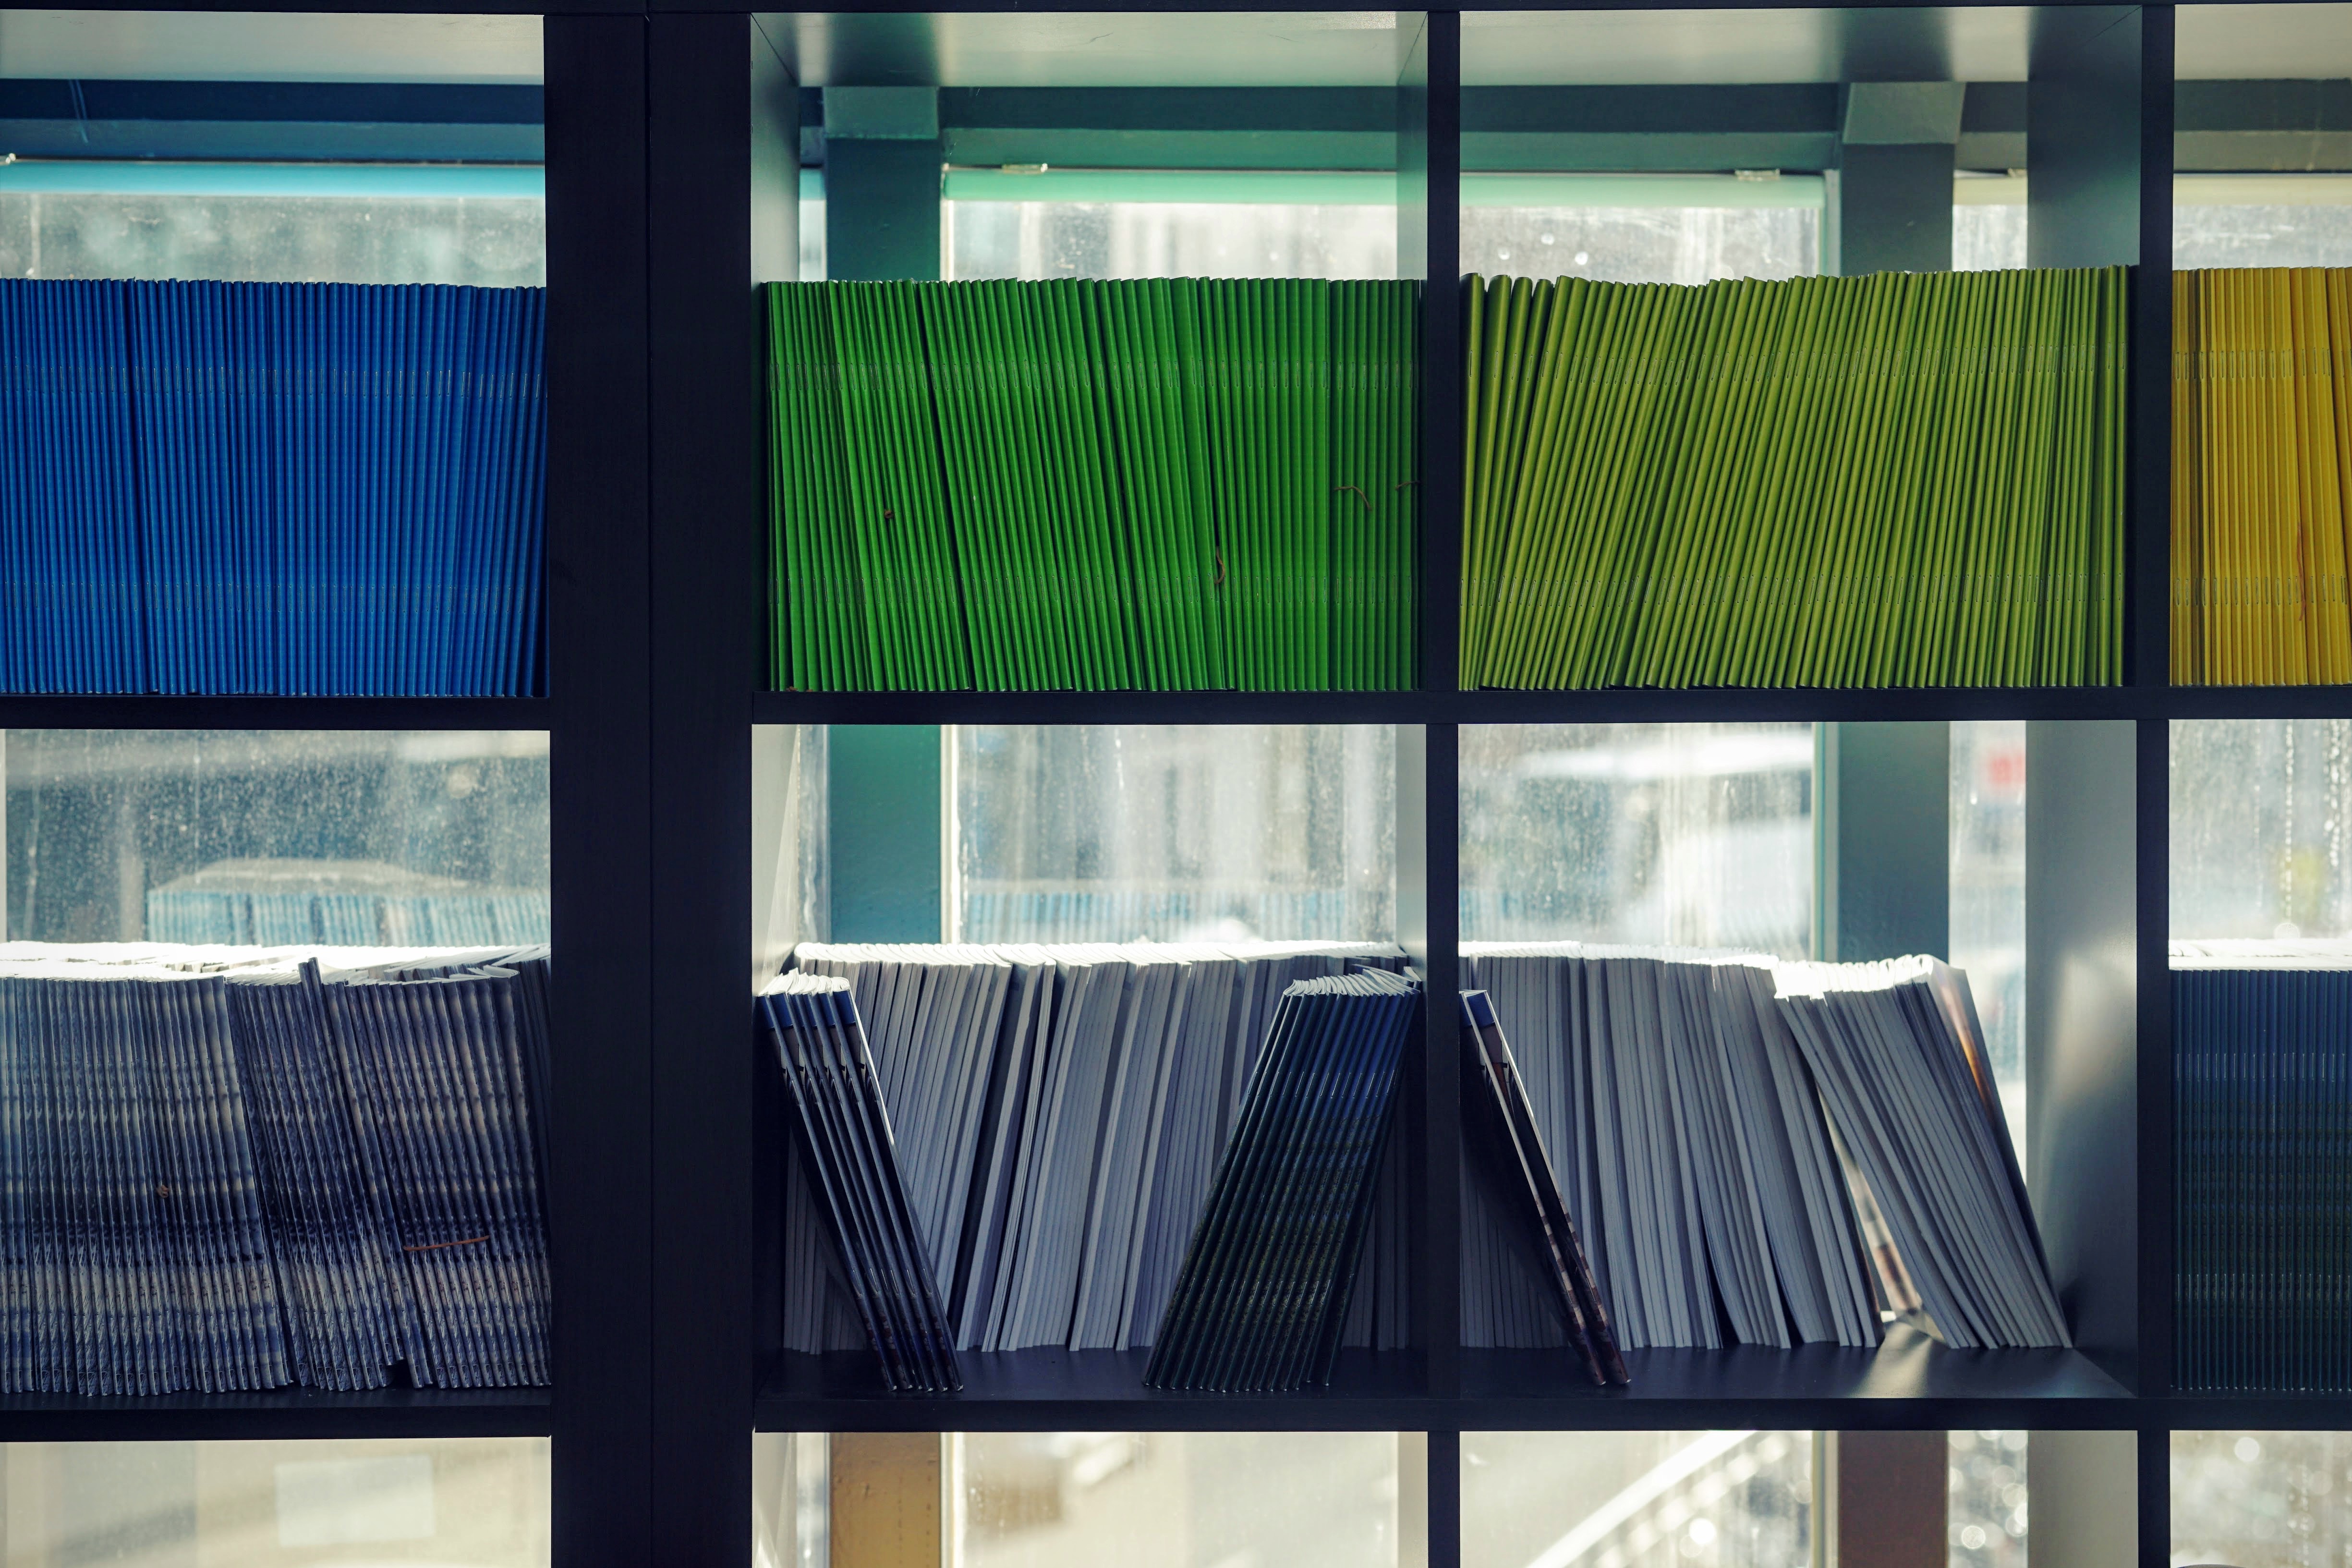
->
xmin=766 ymin=278 xmax=1419 ymax=693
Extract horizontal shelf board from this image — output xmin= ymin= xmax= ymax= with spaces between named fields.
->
xmin=756 ymin=686 xmax=2154 ymax=726
xmin=2161 ymin=684 xmax=2352 ymax=719
xmin=0 ymin=694 xmax=553 ymax=731
xmin=0 ymin=1385 xmax=551 ymax=1443
xmin=1459 ymin=1330 xmax=2135 ymax=1426
xmin=758 ymin=1348 xmax=1427 ymax=1432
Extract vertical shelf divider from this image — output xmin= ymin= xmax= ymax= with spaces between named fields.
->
xmin=546 ymin=14 xmax=656 ymax=1568
xmin=2134 ymin=4 xmax=2179 ymax=1420
xmin=649 ymin=12 xmax=760 ymax=1565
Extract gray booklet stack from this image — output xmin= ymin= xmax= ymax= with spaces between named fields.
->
xmin=1462 ymin=943 xmax=2066 ymax=1354
xmin=774 ymin=939 xmax=1410 ymax=1358
xmin=0 ymin=941 xmax=551 ymax=1395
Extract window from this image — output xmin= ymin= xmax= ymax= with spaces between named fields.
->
xmin=2171 ymin=720 xmax=2352 ymax=940
xmin=0 ymin=1438 xmax=548 ymax=1566
xmin=1463 ymin=175 xmax=1822 ymax=285
xmin=0 ymin=164 xmax=545 ymax=286
xmin=944 ymin=170 xmax=1398 ymax=281
xmin=1458 ymin=723 xmax=1815 ymax=956
xmin=2173 ymin=1431 xmax=2352 ymax=1566
xmin=947 ymin=725 xmax=1394 ymax=944
xmin=4 ymin=729 xmax=549 ymax=945
xmin=756 ymin=1432 xmax=1407 ymax=1568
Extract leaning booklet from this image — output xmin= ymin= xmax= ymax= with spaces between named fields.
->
xmin=1460 ymin=990 xmax=1630 ymax=1386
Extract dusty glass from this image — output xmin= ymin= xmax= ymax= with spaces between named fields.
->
xmin=949 ymin=726 xmax=1394 ymax=944
xmin=3 ymin=729 xmax=548 ymax=945
xmin=1462 ymin=1430 xmax=1811 ymax=1568
xmin=1459 ymin=723 xmax=1815 ymax=956
xmin=0 ymin=1437 xmax=548 ymax=1567
xmin=1461 ymin=206 xmax=1818 ymax=284
xmin=946 ymin=200 xmax=1398 ymax=280
xmin=2173 ymin=1431 xmax=2352 ymax=1567
xmin=2171 ymin=720 xmax=2352 ymax=939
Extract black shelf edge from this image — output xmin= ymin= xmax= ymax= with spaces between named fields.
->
xmin=752 ymin=686 xmax=2152 ymax=727
xmin=756 ymin=1335 xmax=2346 ymax=1434
xmin=0 ymin=695 xmax=554 ymax=731
xmin=0 ymin=1385 xmax=552 ymax=1443
xmin=756 ymin=685 xmax=2352 ymax=725
xmin=757 ymin=1348 xmax=1429 ymax=1432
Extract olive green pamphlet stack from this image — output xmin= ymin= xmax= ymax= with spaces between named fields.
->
xmin=767 ymin=279 xmax=1418 ymax=692
xmin=1459 ymin=267 xmax=2127 ymax=690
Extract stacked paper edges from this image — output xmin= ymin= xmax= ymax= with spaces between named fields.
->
xmin=765 ymin=941 xmax=1415 ymax=1375
xmin=766 ymin=279 xmax=1419 ymax=693
xmin=1462 ymin=944 xmax=2066 ymax=1354
xmin=1462 ymin=267 xmax=2127 ymax=690
xmin=0 ymin=942 xmax=551 ymax=1395
xmin=0 ymin=279 xmax=546 ymax=696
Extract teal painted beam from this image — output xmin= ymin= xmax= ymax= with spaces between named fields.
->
xmin=825 ymin=137 xmax=942 ymax=281
xmin=829 ymin=726 xmax=942 ymax=942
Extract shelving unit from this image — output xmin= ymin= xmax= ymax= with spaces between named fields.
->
xmin=16 ymin=1 xmax=2352 ymax=1566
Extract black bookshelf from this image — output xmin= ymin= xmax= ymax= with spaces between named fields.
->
xmin=13 ymin=4 xmax=2352 ymax=1568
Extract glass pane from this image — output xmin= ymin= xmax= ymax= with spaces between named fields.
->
xmin=1459 ymin=723 xmax=1814 ymax=956
xmin=1953 ymin=185 xmax=2027 ymax=272
xmin=1462 ymin=1430 xmax=1812 ymax=1568
xmin=1950 ymin=721 xmax=2027 ymax=1161
xmin=1459 ymin=204 xmax=1819 ymax=284
xmin=947 ymin=201 xmax=1398 ymax=280
xmin=757 ymin=1433 xmax=1404 ymax=1568
xmin=2 ymin=177 xmax=545 ymax=287
xmin=2171 ymin=719 xmax=2352 ymax=940
xmin=0 ymin=1437 xmax=548 ymax=1565
xmin=2173 ymin=1431 xmax=2352 ymax=1566
xmin=1949 ymin=1429 xmax=2030 ymax=1567
xmin=950 ymin=725 xmax=1394 ymax=944
xmin=5 ymin=730 xmax=550 ymax=945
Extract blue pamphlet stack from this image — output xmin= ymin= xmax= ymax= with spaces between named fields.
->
xmin=0 ymin=278 xmax=546 ymax=695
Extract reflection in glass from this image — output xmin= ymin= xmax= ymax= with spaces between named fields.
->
xmin=1460 ymin=205 xmax=1817 ymax=285
xmin=3 ymin=730 xmax=549 ymax=944
xmin=2171 ymin=720 xmax=2352 ymax=940
xmin=0 ymin=188 xmax=545 ymax=286
xmin=1950 ymin=1430 xmax=2030 ymax=1567
xmin=754 ymin=1432 xmax=1401 ymax=1568
xmin=963 ymin=1432 xmax=1399 ymax=1568
xmin=1462 ymin=1430 xmax=1810 ymax=1568
xmin=1459 ymin=724 xmax=1814 ymax=955
xmin=0 ymin=1437 xmax=548 ymax=1568
xmin=2173 ymin=1431 xmax=2352 ymax=1567
xmin=949 ymin=726 xmax=1394 ymax=944
xmin=948 ymin=200 xmax=1398 ymax=280
xmin=1950 ymin=721 xmax=2027 ymax=1163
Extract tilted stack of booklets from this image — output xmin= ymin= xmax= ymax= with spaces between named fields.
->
xmin=1459 ymin=989 xmax=1627 ymax=1385
xmin=0 ymin=279 xmax=546 ymax=696
xmin=1460 ymin=267 xmax=2127 ymax=690
xmin=771 ymin=940 xmax=1412 ymax=1368
xmin=765 ymin=278 xmax=1418 ymax=693
xmin=1146 ymin=968 xmax=1423 ymax=1392
xmin=0 ymin=942 xmax=551 ymax=1394
xmin=2172 ymin=267 xmax=2352 ymax=684
xmin=2173 ymin=938 xmax=2352 ymax=1390
xmin=1463 ymin=943 xmax=2067 ymax=1353
xmin=760 ymin=972 xmax=959 ymax=1394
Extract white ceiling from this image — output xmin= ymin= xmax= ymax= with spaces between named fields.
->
xmin=759 ymin=11 xmax=1413 ymax=88
xmin=1463 ymin=8 xmax=2036 ymax=85
xmin=0 ymin=10 xmax=541 ymax=83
